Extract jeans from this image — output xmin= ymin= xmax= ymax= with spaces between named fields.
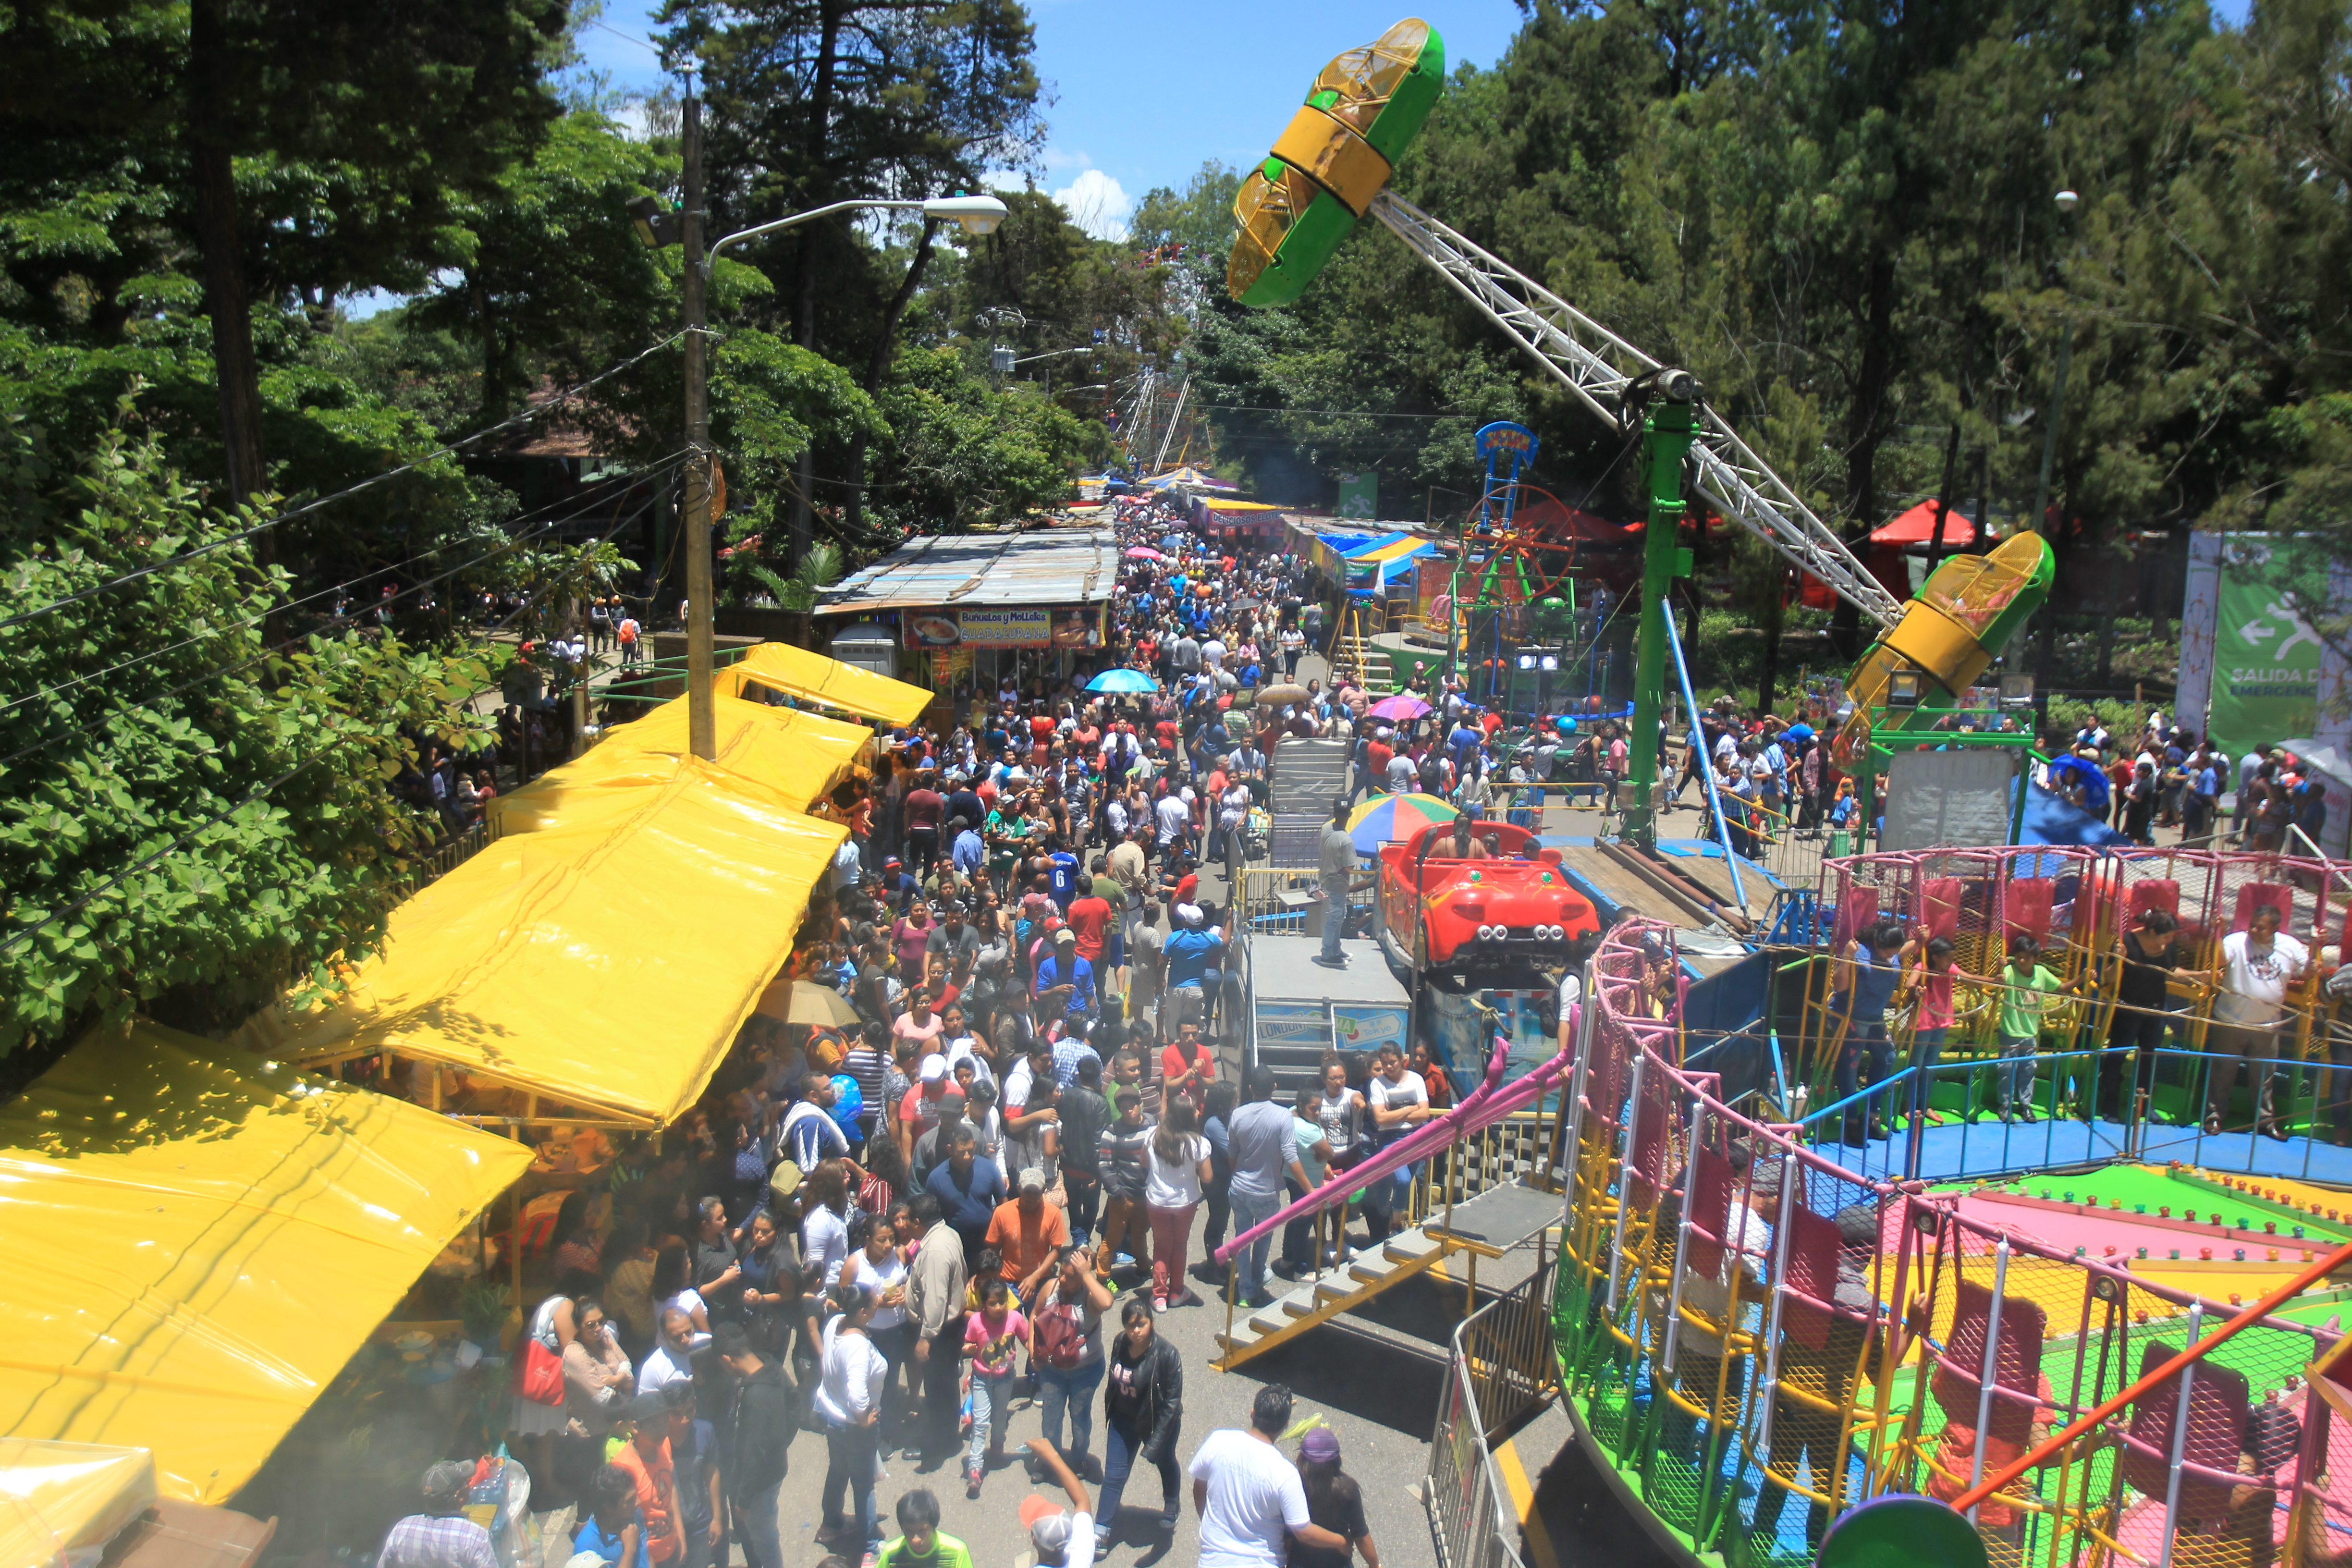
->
xmin=1997 ymin=1033 xmax=2038 ymax=1114
xmin=820 ymin=1421 xmax=878 ymax=1550
xmin=1906 ymin=1027 xmax=1949 ymax=1124
xmin=1280 ymin=1177 xmax=1318 ymax=1270
xmin=1098 ymin=1415 xmax=1180 ymax=1541
xmin=730 ymin=1478 xmax=784 ymax=1568
xmin=1149 ymin=1202 xmax=1199 ymax=1303
xmin=1035 ymin=1358 xmax=1106 ymax=1464
xmin=1227 ymin=1185 xmax=1285 ymax=1298
xmin=1833 ymin=1017 xmax=1892 ymax=1119
xmin=968 ymin=1366 xmax=1015 ymax=1470
xmin=1320 ymin=874 xmax=1349 ymax=961
xmin=1064 ymin=1168 xmax=1102 ymax=1244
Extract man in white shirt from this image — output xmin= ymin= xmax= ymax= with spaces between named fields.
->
xmin=2206 ymin=902 xmax=2310 ymax=1138
xmin=1189 ymin=1385 xmax=1349 ymax=1567
xmin=637 ymin=1308 xmax=697 ymax=1395
xmin=1153 ymin=789 xmax=1193 ymax=858
xmin=1201 ymin=635 xmax=1227 ymax=672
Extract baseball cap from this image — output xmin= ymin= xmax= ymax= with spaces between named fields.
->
xmin=1018 ymin=1165 xmax=1048 ymax=1193
xmin=1053 ymin=927 xmax=1077 ymax=945
xmin=1301 ymin=1427 xmax=1341 ymax=1462
xmin=919 ymin=1057 xmax=947 ymax=1084
xmin=1021 ymin=1496 xmax=1077 ymax=1556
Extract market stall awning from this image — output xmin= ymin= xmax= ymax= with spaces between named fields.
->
xmin=0 ymin=1439 xmax=156 ymax=1564
xmin=1338 ymin=530 xmax=1414 ymax=556
xmin=712 ymin=640 xmax=929 ymax=727
xmin=0 ymin=1025 xmax=532 ymax=1504
xmin=494 ymin=692 xmax=867 ymax=822
xmin=280 ymin=756 xmax=847 ymax=1125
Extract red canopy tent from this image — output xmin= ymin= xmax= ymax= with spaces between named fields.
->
xmin=1871 ymin=498 xmax=1987 ymax=548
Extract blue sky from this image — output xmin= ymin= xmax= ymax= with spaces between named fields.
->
xmin=571 ymin=2 xmax=1529 ymax=238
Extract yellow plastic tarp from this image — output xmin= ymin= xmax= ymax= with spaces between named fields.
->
xmin=0 ymin=1440 xmax=156 ymax=1566
xmin=0 ymin=1025 xmax=530 ymax=1505
xmin=284 ymin=756 xmax=847 ymax=1125
xmin=713 ymin=641 xmax=929 ymax=727
xmin=494 ymin=692 xmax=863 ymax=831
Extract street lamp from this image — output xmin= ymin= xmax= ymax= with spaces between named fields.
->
xmin=636 ymin=122 xmax=1010 ymax=759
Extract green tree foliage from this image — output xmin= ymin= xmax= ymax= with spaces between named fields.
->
xmin=870 ymin=345 xmax=1096 ymax=531
xmin=0 ymin=415 xmax=496 ymax=1056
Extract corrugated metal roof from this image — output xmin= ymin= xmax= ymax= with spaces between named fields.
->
xmin=814 ymin=529 xmax=1118 ymax=614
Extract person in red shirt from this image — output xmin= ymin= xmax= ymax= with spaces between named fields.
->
xmin=611 ymin=1391 xmax=685 ymax=1563
xmin=1366 ymin=731 xmax=1394 ymax=784
xmin=1154 ymin=717 xmax=1179 ymax=754
xmin=902 ymin=769 xmax=946 ymax=876
xmin=1065 ymin=880 xmax=1114 ymax=967
xmin=1162 ymin=1021 xmax=1216 ymax=1114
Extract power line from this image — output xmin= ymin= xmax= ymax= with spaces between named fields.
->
xmin=0 ymin=454 xmax=689 ymax=723
xmin=0 ymin=490 xmax=662 ymax=961
xmin=0 ymin=332 xmax=687 ymax=636
xmin=0 ymin=468 xmax=682 ymax=772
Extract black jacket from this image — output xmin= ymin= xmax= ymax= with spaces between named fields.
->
xmin=1104 ymin=1335 xmax=1183 ymax=1461
xmin=723 ymin=1359 xmax=795 ymax=1493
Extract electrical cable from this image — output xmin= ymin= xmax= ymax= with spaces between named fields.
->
xmin=0 ymin=489 xmax=662 ymax=960
xmin=0 ymin=472 xmax=680 ymax=773
xmin=0 ymin=452 xmax=691 ymax=723
xmin=0 ymin=332 xmax=687 ymax=636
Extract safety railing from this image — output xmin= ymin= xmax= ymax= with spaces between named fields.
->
xmin=398 ymin=815 xmax=497 ymax=892
xmin=1798 ymin=1041 xmax=2352 ymax=1186
xmin=1800 ymin=844 xmax=2352 ymax=1118
xmin=1554 ymin=916 xmax=2351 ymax=1568
xmin=1428 ymin=1293 xmax=1536 ymax=1568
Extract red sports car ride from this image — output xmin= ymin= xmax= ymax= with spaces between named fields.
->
xmin=1375 ymin=820 xmax=1600 ymax=990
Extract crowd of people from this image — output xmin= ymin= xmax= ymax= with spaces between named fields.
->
xmin=2042 ymin=713 xmax=2330 ymax=851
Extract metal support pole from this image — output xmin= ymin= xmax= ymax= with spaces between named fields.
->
xmin=1605 ymin=1046 xmax=1648 ymax=1312
xmin=1965 ymin=1239 xmax=2012 ymax=1525
xmin=680 ymin=94 xmax=715 ymax=762
xmin=1660 ymin=593 xmax=1748 ymax=913
xmin=2157 ymin=1303 xmax=2203 ymax=1568
xmin=1624 ymin=387 xmax=1698 ymax=851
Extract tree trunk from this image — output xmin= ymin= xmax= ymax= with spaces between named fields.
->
xmin=1830 ymin=247 xmax=1899 ymax=662
xmin=188 ymin=0 xmax=266 ymax=511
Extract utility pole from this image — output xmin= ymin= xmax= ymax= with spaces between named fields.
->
xmin=681 ymin=93 xmax=715 ymax=761
xmin=1622 ymin=370 xmax=1699 ymax=853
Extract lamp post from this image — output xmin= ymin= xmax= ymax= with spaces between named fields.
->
xmin=639 ymin=138 xmax=1006 ymax=759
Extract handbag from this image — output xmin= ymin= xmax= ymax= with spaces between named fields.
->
xmin=513 ymin=1332 xmax=564 ymax=1406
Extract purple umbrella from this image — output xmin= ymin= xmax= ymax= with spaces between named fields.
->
xmin=1368 ymin=693 xmax=1431 ymax=722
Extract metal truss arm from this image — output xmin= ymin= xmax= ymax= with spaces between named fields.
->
xmin=1368 ymin=191 xmax=1904 ymax=630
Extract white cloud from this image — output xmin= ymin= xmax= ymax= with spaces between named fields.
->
xmin=1053 ymin=167 xmax=1132 ymax=241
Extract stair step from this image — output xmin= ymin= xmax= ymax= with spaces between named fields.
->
xmin=1280 ymin=1293 xmax=1319 ymax=1318
xmin=1384 ymin=1231 xmax=1441 ymax=1261
xmin=1248 ymin=1309 xmax=1290 ymax=1335
xmin=1313 ymin=1277 xmax=1353 ymax=1302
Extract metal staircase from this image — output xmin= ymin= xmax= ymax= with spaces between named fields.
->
xmin=1212 ymin=1178 xmax=1563 ymax=1372
xmin=1326 ymin=601 xmax=1392 ymax=692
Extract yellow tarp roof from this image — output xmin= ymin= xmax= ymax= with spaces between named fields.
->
xmin=0 ymin=1025 xmax=530 ymax=1504
xmin=282 ymin=756 xmax=846 ymax=1125
xmin=1204 ymin=499 xmax=1284 ymax=513
xmin=0 ymin=1440 xmax=155 ymax=1565
xmin=494 ymin=692 xmax=863 ymax=830
xmin=714 ymin=641 xmax=929 ymax=727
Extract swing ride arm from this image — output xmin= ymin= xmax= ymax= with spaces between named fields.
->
xmin=1368 ymin=191 xmax=1905 ymax=632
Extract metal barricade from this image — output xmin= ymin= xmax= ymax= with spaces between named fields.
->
xmin=1428 ymin=1292 xmax=1537 ymax=1568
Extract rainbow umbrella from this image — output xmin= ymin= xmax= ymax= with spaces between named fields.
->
xmin=1367 ymin=693 xmax=1431 ymax=721
xmin=1345 ymin=792 xmax=1460 ymax=855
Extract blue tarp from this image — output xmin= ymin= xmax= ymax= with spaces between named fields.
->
xmin=2019 ymin=779 xmax=2132 ymax=848
xmin=1338 ymin=530 xmax=1413 ymax=556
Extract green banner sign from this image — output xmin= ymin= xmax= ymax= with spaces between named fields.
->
xmin=2210 ymin=573 xmax=2321 ymax=757
xmin=1335 ymin=472 xmax=1378 ymax=520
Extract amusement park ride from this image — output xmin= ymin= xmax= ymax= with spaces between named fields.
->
xmin=1208 ymin=21 xmax=2352 ymax=1568
xmin=1227 ymin=13 xmax=2048 ymax=854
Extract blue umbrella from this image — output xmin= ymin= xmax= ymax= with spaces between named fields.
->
xmin=1087 ymin=668 xmax=1158 ymax=694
